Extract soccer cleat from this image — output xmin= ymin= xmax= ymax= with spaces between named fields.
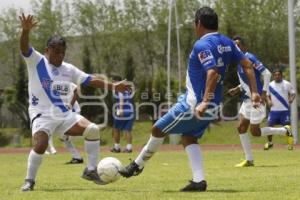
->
xmin=21 ymin=179 xmax=35 ymax=192
xmin=180 ymin=180 xmax=207 ymax=192
xmin=110 ymin=147 xmax=121 ymax=153
xmin=234 ymin=160 xmax=254 ymax=167
xmin=284 ymin=125 xmax=293 ymax=150
xmin=263 ymin=142 xmax=273 ymax=150
xmin=122 ymin=149 xmax=132 ymax=153
xmin=119 ymin=161 xmax=144 ymax=178
xmin=81 ymin=167 xmax=107 ymax=185
xmin=65 ymin=158 xmax=84 ymax=164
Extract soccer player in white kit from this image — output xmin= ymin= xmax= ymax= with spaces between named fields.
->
xmin=264 ymin=69 xmax=295 ymax=150
xmin=19 ymin=14 xmax=131 ymax=191
xmin=229 ymin=37 xmax=293 ymax=167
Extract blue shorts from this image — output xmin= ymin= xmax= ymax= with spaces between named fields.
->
xmin=154 ymin=101 xmax=212 ymax=138
xmin=113 ymin=117 xmax=134 ymax=132
xmin=268 ymin=111 xmax=290 ymax=126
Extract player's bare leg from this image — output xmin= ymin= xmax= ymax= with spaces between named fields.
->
xmin=180 ymin=135 xmax=207 ymax=192
xmin=123 ymin=131 xmax=132 ymax=153
xmin=119 ymin=126 xmax=165 ymax=177
xmin=111 ymin=128 xmax=121 ymax=153
xmin=21 ymin=131 xmax=48 ymax=191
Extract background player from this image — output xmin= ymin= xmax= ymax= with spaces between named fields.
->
xmin=120 ymin=7 xmax=261 ymax=192
xmin=19 ymin=14 xmax=130 ymax=191
xmin=229 ymin=36 xmax=293 ymax=167
xmin=264 ymin=69 xmax=295 ymax=150
xmin=111 ymin=76 xmax=135 ymax=153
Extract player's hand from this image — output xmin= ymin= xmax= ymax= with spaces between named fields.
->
xmin=261 ymin=91 xmax=267 ymax=105
xmin=113 ymin=79 xmax=132 ymax=93
xmin=251 ymin=92 xmax=261 ymax=108
xmin=19 ymin=13 xmax=38 ymax=31
xmin=195 ymin=101 xmax=208 ymax=118
xmin=228 ymin=87 xmax=239 ymax=96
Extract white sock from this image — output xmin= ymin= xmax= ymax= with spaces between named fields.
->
xmin=25 ymin=150 xmax=43 ymax=180
xmin=185 ymin=144 xmax=205 ymax=182
xmin=261 ymin=127 xmax=286 ymax=136
xmin=135 ymin=135 xmax=164 ymax=168
xmin=114 ymin=143 xmax=120 ymax=149
xmin=84 ymin=140 xmax=99 ymax=171
xmin=64 ymin=140 xmax=82 ymax=159
xmin=239 ymin=133 xmax=253 ymax=161
xmin=126 ymin=144 xmax=132 ymax=150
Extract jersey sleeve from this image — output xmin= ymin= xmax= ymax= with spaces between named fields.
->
xmin=231 ymin=42 xmax=245 ymax=63
xmin=247 ymin=53 xmax=266 ymax=73
xmin=287 ymin=82 xmax=295 ymax=94
xmin=71 ymin=65 xmax=92 ymax=86
xmin=195 ymin=42 xmax=217 ymax=71
xmin=21 ymin=46 xmax=43 ymax=68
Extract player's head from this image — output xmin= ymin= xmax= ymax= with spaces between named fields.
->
xmin=112 ymin=75 xmax=122 ymax=82
xmin=273 ymin=68 xmax=283 ymax=82
xmin=233 ymin=36 xmax=247 ymax=52
xmin=45 ymin=34 xmax=67 ymax=67
xmin=194 ymin=7 xmax=218 ymax=37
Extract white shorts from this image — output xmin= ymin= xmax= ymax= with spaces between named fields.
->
xmin=239 ymin=100 xmax=266 ymax=124
xmin=31 ymin=111 xmax=83 ymax=137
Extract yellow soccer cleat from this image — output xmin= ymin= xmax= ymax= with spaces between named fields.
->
xmin=263 ymin=142 xmax=273 ymax=150
xmin=234 ymin=160 xmax=254 ymax=167
xmin=284 ymin=125 xmax=293 ymax=150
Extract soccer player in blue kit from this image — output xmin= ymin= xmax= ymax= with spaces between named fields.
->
xmin=120 ymin=7 xmax=261 ymax=192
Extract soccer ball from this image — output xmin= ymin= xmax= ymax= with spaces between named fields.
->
xmin=97 ymin=157 xmax=123 ymax=184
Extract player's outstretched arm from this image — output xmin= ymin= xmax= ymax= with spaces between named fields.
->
xmin=19 ymin=13 xmax=38 ymax=56
xmin=195 ymin=68 xmax=219 ymax=117
xmin=89 ymin=76 xmax=132 ymax=93
xmin=228 ymin=85 xmax=241 ymax=96
xmin=240 ymin=58 xmax=261 ymax=107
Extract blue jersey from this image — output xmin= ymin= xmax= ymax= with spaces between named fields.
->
xmin=237 ymin=52 xmax=266 ymax=99
xmin=115 ymin=91 xmax=134 ymax=117
xmin=186 ymin=32 xmax=245 ymax=108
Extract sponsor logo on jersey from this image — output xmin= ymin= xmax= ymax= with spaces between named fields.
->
xmin=217 ymin=45 xmax=232 ymax=54
xmin=31 ymin=94 xmax=39 ymax=106
xmin=198 ymin=50 xmax=213 ymax=64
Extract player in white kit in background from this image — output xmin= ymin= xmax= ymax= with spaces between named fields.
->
xmin=19 ymin=14 xmax=131 ymax=191
xmin=264 ymin=69 xmax=295 ymax=150
xmin=229 ymin=36 xmax=294 ymax=168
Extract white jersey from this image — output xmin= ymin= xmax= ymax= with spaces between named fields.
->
xmin=22 ymin=47 xmax=90 ymax=119
xmin=67 ymin=83 xmax=81 ymax=113
xmin=268 ymin=80 xmax=295 ymax=111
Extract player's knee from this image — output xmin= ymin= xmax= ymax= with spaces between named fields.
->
xmin=237 ymin=126 xmax=247 ymax=134
xmin=250 ymin=125 xmax=261 ymax=136
xmin=152 ymin=126 xmax=165 ymax=138
xmin=83 ymin=123 xmax=100 ymax=141
xmin=33 ymin=132 xmax=49 ymax=154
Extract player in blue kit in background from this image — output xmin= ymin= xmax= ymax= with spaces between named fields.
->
xmin=111 ymin=76 xmax=135 ymax=153
xmin=120 ymin=7 xmax=261 ymax=192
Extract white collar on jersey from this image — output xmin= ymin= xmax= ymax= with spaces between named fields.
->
xmin=200 ymin=32 xmax=219 ymax=40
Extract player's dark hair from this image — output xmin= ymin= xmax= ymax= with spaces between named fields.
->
xmin=111 ymin=75 xmax=122 ymax=81
xmin=233 ymin=35 xmax=246 ymax=46
xmin=46 ymin=34 xmax=67 ymax=48
xmin=273 ymin=68 xmax=283 ymax=75
xmin=195 ymin=7 xmax=218 ymax=30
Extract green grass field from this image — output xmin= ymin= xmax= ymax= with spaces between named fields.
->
xmin=1 ymin=149 xmax=300 ymax=200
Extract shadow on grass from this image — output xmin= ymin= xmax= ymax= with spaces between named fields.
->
xmin=40 ymin=187 xmax=148 ymax=193
xmin=163 ymin=189 xmax=239 ymax=193
xmin=254 ymin=165 xmax=279 ymax=168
